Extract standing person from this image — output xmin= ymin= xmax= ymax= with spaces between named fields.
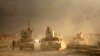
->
xmin=12 ymin=40 xmax=15 ymax=50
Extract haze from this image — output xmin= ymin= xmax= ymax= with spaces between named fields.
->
xmin=0 ymin=0 xmax=100 ymax=42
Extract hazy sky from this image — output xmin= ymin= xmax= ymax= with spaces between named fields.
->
xmin=0 ymin=0 xmax=100 ymax=40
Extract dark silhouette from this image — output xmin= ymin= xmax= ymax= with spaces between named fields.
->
xmin=12 ymin=40 xmax=15 ymax=50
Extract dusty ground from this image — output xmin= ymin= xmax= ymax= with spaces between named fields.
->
xmin=0 ymin=48 xmax=90 ymax=56
xmin=0 ymin=43 xmax=99 ymax=56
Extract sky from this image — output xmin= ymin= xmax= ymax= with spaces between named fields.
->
xmin=0 ymin=0 xmax=100 ymax=41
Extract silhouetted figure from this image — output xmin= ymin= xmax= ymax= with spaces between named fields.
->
xmin=12 ymin=40 xmax=15 ymax=50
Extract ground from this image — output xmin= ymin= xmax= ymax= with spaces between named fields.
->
xmin=0 ymin=48 xmax=91 ymax=56
xmin=0 ymin=43 xmax=99 ymax=56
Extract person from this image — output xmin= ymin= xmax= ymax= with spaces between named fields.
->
xmin=12 ymin=40 xmax=15 ymax=50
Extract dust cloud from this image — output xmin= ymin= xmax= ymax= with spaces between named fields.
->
xmin=0 ymin=0 xmax=100 ymax=46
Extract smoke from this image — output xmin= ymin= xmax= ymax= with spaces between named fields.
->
xmin=0 ymin=0 xmax=100 ymax=45
xmin=29 ymin=0 xmax=99 ymax=45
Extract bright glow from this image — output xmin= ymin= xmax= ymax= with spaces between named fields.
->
xmin=35 ymin=39 xmax=39 ymax=43
xmin=60 ymin=40 xmax=66 ymax=50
